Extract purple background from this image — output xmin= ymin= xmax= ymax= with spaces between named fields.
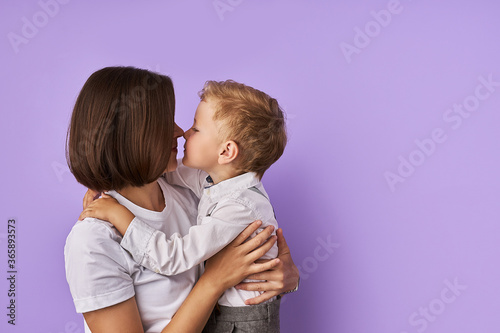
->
xmin=1 ymin=1 xmax=499 ymax=332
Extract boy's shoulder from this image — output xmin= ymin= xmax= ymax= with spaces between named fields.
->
xmin=210 ymin=182 xmax=275 ymax=223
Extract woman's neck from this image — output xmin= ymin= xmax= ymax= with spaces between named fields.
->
xmin=117 ymin=181 xmax=165 ymax=212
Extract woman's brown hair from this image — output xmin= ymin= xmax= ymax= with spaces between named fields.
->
xmin=66 ymin=66 xmax=175 ymax=192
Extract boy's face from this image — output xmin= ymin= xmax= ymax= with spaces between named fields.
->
xmin=182 ymin=99 xmax=221 ymax=173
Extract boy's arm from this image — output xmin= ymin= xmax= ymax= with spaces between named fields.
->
xmin=79 ymin=191 xmax=270 ymax=276
xmin=120 ymin=216 xmax=245 ymax=274
xmin=78 ymin=193 xmax=239 ymax=275
xmin=164 ymin=160 xmax=208 ymax=198
xmin=79 ymin=193 xmax=134 ymax=236
xmin=120 ymin=199 xmax=264 ymax=275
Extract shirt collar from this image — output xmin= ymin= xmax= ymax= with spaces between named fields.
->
xmin=203 ymin=172 xmax=260 ymax=199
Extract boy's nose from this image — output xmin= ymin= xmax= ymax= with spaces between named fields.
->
xmin=183 ymin=129 xmax=191 ymax=140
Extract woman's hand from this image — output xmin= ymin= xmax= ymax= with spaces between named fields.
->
xmin=235 ymin=228 xmax=300 ymax=305
xmin=161 ymin=221 xmax=280 ymax=333
xmin=203 ymin=221 xmax=281 ymax=293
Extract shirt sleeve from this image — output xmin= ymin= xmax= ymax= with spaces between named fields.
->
xmin=64 ymin=219 xmax=135 ymax=313
xmin=164 ymin=160 xmax=207 ymax=198
xmin=120 ymin=199 xmax=259 ymax=275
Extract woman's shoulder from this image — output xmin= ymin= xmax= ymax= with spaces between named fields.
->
xmin=64 ymin=218 xmax=136 ymax=313
xmin=66 ymin=218 xmax=121 ymax=243
xmin=64 ymin=218 xmax=124 ymax=262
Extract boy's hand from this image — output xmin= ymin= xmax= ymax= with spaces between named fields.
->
xmin=78 ymin=193 xmax=135 ymax=236
xmin=83 ymin=189 xmax=101 ymax=209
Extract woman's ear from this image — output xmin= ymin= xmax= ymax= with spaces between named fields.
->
xmin=218 ymin=140 xmax=239 ymax=165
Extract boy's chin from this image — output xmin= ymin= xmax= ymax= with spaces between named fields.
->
xmin=182 ymin=156 xmax=207 ymax=171
xmin=181 ymin=156 xmax=192 ymax=167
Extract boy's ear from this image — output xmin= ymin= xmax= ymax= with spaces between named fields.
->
xmin=218 ymin=140 xmax=239 ymax=165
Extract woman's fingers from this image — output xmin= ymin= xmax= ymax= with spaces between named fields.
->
xmin=236 ymin=261 xmax=285 ymax=292
xmin=243 ymin=233 xmax=277 ymax=264
xmin=244 ymin=291 xmax=279 ymax=305
xmin=247 ymin=257 xmax=280 ymax=276
xmin=276 ymin=228 xmax=291 ymax=256
xmin=241 ymin=270 xmax=283 ymax=285
xmin=203 ymin=222 xmax=278 ymax=292
xmin=239 ymin=225 xmax=275 ymax=254
xmin=230 ymin=220 xmax=262 ymax=247
xmin=236 ymin=280 xmax=274 ymax=292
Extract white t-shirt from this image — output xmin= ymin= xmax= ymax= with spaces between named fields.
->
xmin=64 ymin=177 xmax=202 ymax=332
xmin=120 ymin=163 xmax=278 ymax=307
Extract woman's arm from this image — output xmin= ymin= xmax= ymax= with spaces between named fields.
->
xmin=65 ymin=220 xmax=144 ymax=333
xmin=81 ymin=221 xmax=279 ymax=333
xmin=161 ymin=221 xmax=280 ymax=333
xmin=83 ymin=297 xmax=144 ymax=333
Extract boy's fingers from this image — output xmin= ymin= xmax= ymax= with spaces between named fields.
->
xmin=78 ymin=210 xmax=88 ymax=221
xmin=231 ymin=220 xmax=262 ymax=246
xmin=83 ymin=192 xmax=91 ymax=209
xmin=79 ymin=205 xmax=97 ymax=221
xmin=83 ymin=189 xmax=101 ymax=209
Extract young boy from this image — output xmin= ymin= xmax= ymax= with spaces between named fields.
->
xmin=81 ymin=80 xmax=287 ymax=332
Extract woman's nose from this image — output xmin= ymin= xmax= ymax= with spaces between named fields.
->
xmin=174 ymin=123 xmax=184 ymax=137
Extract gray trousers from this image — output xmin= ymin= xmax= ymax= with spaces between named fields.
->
xmin=203 ymin=297 xmax=281 ymax=333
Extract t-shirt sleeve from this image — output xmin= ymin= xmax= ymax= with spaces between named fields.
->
xmin=64 ymin=219 xmax=135 ymax=313
xmin=120 ymin=199 xmax=259 ymax=276
xmin=164 ymin=160 xmax=207 ymax=198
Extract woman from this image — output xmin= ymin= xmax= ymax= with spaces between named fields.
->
xmin=64 ymin=66 xmax=299 ymax=332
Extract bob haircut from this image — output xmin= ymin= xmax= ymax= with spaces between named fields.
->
xmin=66 ymin=66 xmax=175 ymax=192
xmin=199 ymin=80 xmax=287 ymax=179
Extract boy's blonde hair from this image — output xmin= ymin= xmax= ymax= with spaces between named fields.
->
xmin=199 ymin=80 xmax=287 ymax=179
